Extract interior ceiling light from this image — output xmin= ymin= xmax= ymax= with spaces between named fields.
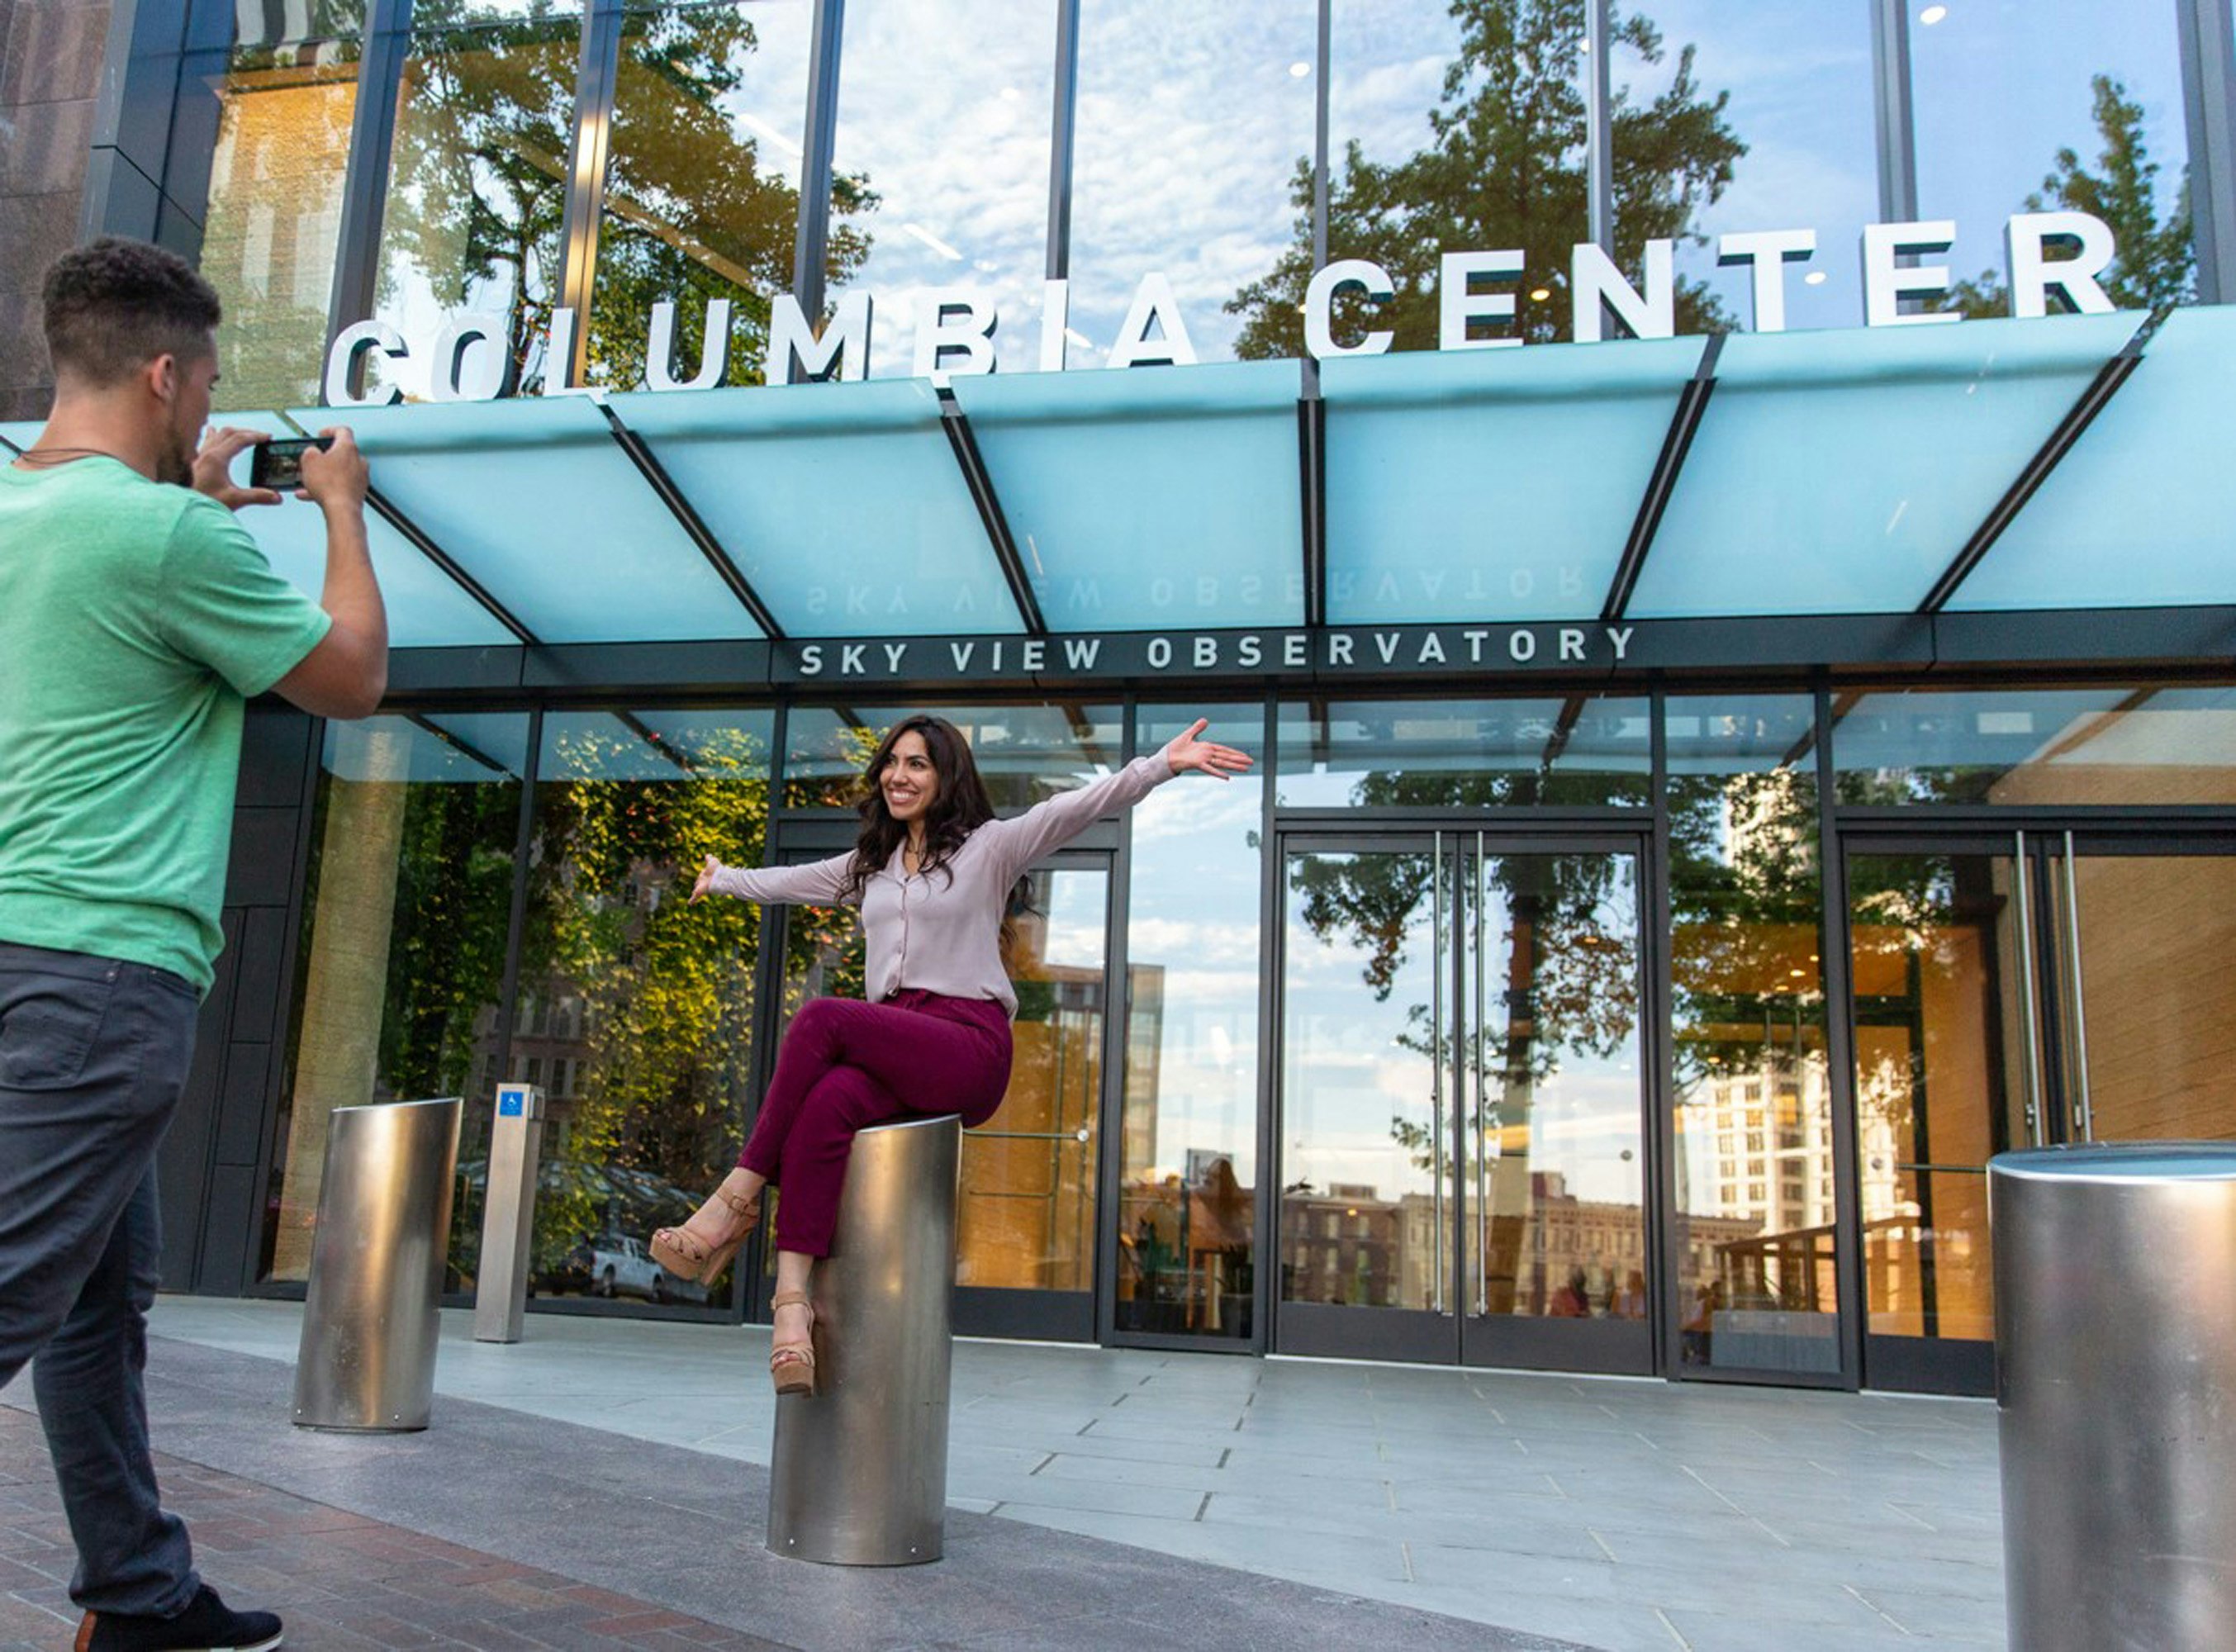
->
xmin=1289 ymin=61 xmax=1310 ymax=78
xmin=1920 ymin=5 xmax=1949 ymax=23
xmin=1529 ymin=287 xmax=1552 ymax=301
xmin=1805 ymin=270 xmax=1829 ymax=285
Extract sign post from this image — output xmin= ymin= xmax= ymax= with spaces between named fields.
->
xmin=472 ymin=1081 xmax=544 ymax=1343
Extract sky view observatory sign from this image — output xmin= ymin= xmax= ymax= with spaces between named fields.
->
xmin=325 ymin=212 xmax=2128 ymax=406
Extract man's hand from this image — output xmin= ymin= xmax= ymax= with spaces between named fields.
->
xmin=298 ymin=426 xmax=369 ymax=514
xmin=192 ymin=426 xmax=281 ymax=511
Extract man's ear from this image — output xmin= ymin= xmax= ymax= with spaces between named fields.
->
xmin=147 ymin=352 xmax=178 ymax=404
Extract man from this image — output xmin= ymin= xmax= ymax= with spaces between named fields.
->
xmin=0 ymin=238 xmax=387 ymax=1652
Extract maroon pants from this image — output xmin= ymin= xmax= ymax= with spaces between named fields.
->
xmin=738 ymin=990 xmax=1012 ymax=1257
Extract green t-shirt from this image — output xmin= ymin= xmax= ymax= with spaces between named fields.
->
xmin=0 ymin=457 xmax=330 ymax=994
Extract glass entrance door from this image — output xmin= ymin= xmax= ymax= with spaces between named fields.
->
xmin=763 ymin=849 xmax=1113 ymax=1341
xmin=1276 ymin=833 xmax=1652 ymax=1374
xmin=1845 ymin=832 xmax=2236 ymax=1392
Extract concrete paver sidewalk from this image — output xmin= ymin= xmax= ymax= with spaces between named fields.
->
xmin=7 ymin=1298 xmax=2009 ymax=1651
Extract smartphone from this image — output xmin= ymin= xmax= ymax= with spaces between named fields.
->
xmin=249 ymin=434 xmax=335 ymax=492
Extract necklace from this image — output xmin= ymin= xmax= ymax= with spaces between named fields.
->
xmin=13 ymin=445 xmax=124 ymax=468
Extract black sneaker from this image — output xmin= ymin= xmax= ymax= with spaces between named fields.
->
xmin=75 ymin=1585 xmax=282 ymax=1652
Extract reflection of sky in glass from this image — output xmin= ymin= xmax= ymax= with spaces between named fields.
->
xmin=1615 ymin=1 xmax=1875 ymax=334
xmin=1914 ymin=1 xmax=2187 ymax=306
xmin=325 ymin=712 xmax=533 ymax=783
xmin=831 ymin=0 xmax=1056 ymax=378
xmin=1665 ymin=694 xmax=1815 ymax=775
xmin=1275 ymin=697 xmax=1652 ymax=806
xmin=1068 ymin=0 xmax=1317 ymax=364
xmin=1328 ymin=0 xmax=1465 ymax=175
xmin=1127 ymin=705 xmax=1266 ymax=1188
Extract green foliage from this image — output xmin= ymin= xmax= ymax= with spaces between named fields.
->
xmin=1944 ymin=74 xmax=2194 ymax=318
xmin=1228 ymin=0 xmax=1744 ymax=355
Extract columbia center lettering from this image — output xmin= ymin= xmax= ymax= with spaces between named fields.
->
xmin=325 ymin=212 xmax=2123 ymax=405
xmin=779 ymin=625 xmax=1640 ymax=683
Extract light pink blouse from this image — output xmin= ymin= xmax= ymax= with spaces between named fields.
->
xmin=706 ymin=748 xmax=1176 ymax=1017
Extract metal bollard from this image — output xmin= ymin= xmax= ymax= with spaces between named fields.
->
xmin=767 ymin=1113 xmax=961 ymax=1565
xmin=1992 ymin=1143 xmax=2236 ymax=1651
xmin=292 ymin=1096 xmax=463 ymax=1432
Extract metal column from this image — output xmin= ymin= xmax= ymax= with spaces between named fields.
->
xmin=292 ymin=1096 xmax=463 ymax=1431
xmin=767 ymin=1113 xmax=961 ymax=1565
xmin=1992 ymin=1144 xmax=2236 ymax=1649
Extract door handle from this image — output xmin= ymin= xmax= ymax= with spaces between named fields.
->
xmin=2060 ymin=832 xmax=2092 ymax=1140
xmin=1474 ymin=831 xmax=1489 ymax=1318
xmin=2012 ymin=833 xmax=2044 ymax=1146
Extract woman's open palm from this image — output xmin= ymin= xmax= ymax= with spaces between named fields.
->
xmin=1166 ymin=719 xmax=1254 ymax=781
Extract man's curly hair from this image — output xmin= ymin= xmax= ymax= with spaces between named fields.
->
xmin=43 ymin=236 xmax=223 ymax=387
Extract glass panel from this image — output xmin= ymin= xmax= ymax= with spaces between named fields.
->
xmin=1832 ymin=684 xmax=2236 ymax=807
xmin=1319 ymin=343 xmax=1698 ymax=622
xmin=586 ymin=1 xmax=817 ymax=392
xmin=781 ymin=702 xmax=1125 ymax=811
xmin=1915 ymin=0 xmax=2194 ymax=318
xmin=214 ymin=410 xmax=515 ymax=647
xmin=514 ymin=709 xmax=776 ymax=1307
xmin=1612 ymin=2 xmax=1871 ymax=335
xmin=266 ymin=714 xmax=529 ymax=1286
xmin=1667 ymin=694 xmax=1840 ymax=1374
xmin=1313 ymin=0 xmax=1585 ymax=354
xmin=313 ymin=394 xmax=763 ymax=642
xmin=1631 ymin=311 xmax=2143 ymax=619
xmin=1958 ymin=307 xmax=2236 ymax=610
xmin=2070 ymin=855 xmax=2236 ymax=1145
xmin=1071 ymin=0 xmax=1317 ymax=366
xmin=1275 ymin=696 xmax=1651 ymax=808
xmin=1849 ymin=852 xmax=2028 ymax=1346
xmin=827 ymin=0 xmax=1056 ymax=380
xmin=1118 ymin=705 xmax=1266 ymax=1340
xmin=964 ymin=866 xmax=1107 ymax=1291
xmin=1469 ymin=853 xmax=1647 ymax=1322
xmin=369 ymin=7 xmax=584 ymax=401
xmin=609 ymin=379 xmax=1017 ymax=636
xmin=1281 ymin=847 xmax=1443 ymax=1311
xmin=950 ymin=363 xmax=1306 ymax=631
xmin=202 ymin=10 xmax=364 ymax=411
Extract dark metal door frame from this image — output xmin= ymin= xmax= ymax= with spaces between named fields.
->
xmin=1270 ymin=822 xmax=1655 ymax=1375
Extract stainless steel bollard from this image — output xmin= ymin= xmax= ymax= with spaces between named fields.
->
xmin=1992 ymin=1143 xmax=2236 ymax=1651
xmin=292 ymin=1096 xmax=463 ymax=1432
xmin=767 ymin=1113 xmax=961 ymax=1565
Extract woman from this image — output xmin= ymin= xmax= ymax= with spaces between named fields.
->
xmin=658 ymin=714 xmax=1251 ymax=1393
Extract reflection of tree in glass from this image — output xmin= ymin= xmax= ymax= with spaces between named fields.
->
xmin=1288 ymin=767 xmax=1636 ymax=1181
xmin=1665 ymin=770 xmax=1825 ymax=1095
xmin=382 ymin=2 xmax=581 ymax=392
xmin=383 ymin=2 xmax=872 ymax=396
xmin=519 ymin=726 xmax=855 ymax=1272
xmin=1946 ymin=74 xmax=2194 ymax=316
xmin=378 ymin=781 xmax=519 ymax=1103
xmin=588 ymin=8 xmax=875 ymax=388
xmin=1229 ymin=0 xmax=1744 ymax=354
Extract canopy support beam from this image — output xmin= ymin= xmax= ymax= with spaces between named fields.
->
xmin=1602 ymin=333 xmax=1721 ymax=624
xmin=598 ymin=403 xmax=784 ymax=638
xmin=938 ymin=393 xmax=1047 ymax=635
xmin=1917 ymin=314 xmax=2158 ymax=615
xmin=1299 ymin=396 xmax=1327 ymax=629
xmin=366 ymin=486 xmax=540 ymax=647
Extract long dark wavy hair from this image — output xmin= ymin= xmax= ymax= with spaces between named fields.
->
xmin=841 ymin=715 xmax=996 ymax=904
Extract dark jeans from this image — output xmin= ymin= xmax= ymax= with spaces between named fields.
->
xmin=0 ymin=940 xmax=202 ymax=1617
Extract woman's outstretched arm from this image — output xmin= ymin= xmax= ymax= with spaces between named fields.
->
xmin=982 ymin=719 xmax=1252 ymax=879
xmin=688 ymin=850 xmax=854 ymax=908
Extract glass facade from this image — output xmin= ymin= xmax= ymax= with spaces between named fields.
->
xmin=64 ymin=0 xmax=2234 ymax=1398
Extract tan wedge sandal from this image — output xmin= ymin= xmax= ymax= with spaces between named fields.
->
xmin=769 ymin=1290 xmax=818 ymax=1397
xmin=649 ymin=1169 xmax=759 ymax=1284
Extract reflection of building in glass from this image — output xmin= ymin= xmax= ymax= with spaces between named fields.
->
xmin=1281 ymin=1184 xmax=1400 ymax=1309
xmin=1522 ymin=1172 xmax=1647 ymax=1318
